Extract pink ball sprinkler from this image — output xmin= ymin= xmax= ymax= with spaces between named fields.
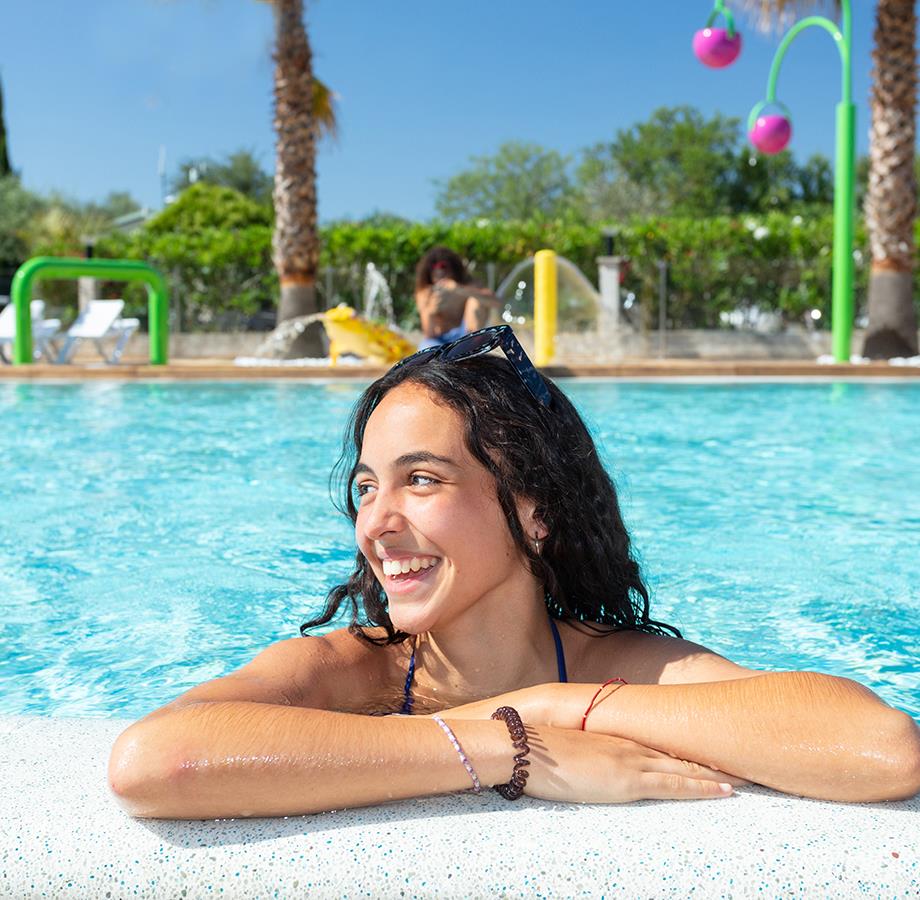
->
xmin=747 ymin=102 xmax=793 ymax=155
xmin=692 ymin=0 xmax=741 ymax=68
xmin=693 ymin=27 xmax=742 ymax=68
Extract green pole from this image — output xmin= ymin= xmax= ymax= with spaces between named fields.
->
xmin=706 ymin=0 xmax=737 ymax=36
xmin=11 ymin=256 xmax=169 ymax=365
xmin=833 ymin=100 xmax=856 ymax=362
xmin=748 ymin=1 xmax=854 ymax=361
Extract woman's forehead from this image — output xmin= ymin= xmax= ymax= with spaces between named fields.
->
xmin=362 ymin=383 xmax=469 ymax=461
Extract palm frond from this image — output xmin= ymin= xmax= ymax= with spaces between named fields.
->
xmin=735 ymin=0 xmax=841 ymax=33
xmin=312 ymin=77 xmax=339 ymax=142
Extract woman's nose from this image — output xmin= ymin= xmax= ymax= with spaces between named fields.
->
xmin=360 ymin=488 xmax=405 ymax=541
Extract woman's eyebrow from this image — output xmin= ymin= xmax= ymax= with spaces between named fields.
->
xmin=354 ymin=451 xmax=458 ymax=478
xmin=395 ymin=451 xmax=458 ymax=469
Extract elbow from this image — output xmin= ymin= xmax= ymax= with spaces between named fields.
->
xmin=866 ymin=710 xmax=920 ymax=802
xmin=888 ymin=712 xmax=920 ymax=800
xmin=108 ymin=724 xmax=181 ymax=818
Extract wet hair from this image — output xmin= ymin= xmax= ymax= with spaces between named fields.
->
xmin=301 ymin=354 xmax=680 ymax=645
xmin=414 ymin=246 xmax=470 ymax=293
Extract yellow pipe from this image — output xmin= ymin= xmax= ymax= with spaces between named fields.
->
xmin=533 ymin=249 xmax=557 ymax=366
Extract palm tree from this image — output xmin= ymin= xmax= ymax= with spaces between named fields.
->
xmin=271 ymin=0 xmax=317 ymax=326
xmin=265 ymin=0 xmax=337 ymax=329
xmin=741 ymin=0 xmax=918 ymax=358
xmin=862 ymin=0 xmax=917 ymax=357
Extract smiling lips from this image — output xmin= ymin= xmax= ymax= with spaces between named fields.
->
xmin=381 ymin=556 xmax=440 ymax=577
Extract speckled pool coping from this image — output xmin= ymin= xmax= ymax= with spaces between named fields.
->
xmin=1 ymin=359 xmax=920 ymax=380
xmin=2 ymin=716 xmax=917 ymax=898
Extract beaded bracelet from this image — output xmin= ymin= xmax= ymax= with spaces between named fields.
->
xmin=580 ymin=678 xmax=629 ymax=731
xmin=432 ymin=714 xmax=482 ymax=794
xmin=490 ymin=706 xmax=531 ymax=801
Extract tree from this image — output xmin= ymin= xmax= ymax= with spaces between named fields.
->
xmin=796 ymin=153 xmax=835 ymax=206
xmin=863 ymin=0 xmax=918 ymax=357
xmin=434 ymin=142 xmax=574 ymax=221
xmin=171 ymin=149 xmax=274 ymax=204
xmin=254 ymin=0 xmax=338 ymax=334
xmin=574 ymin=153 xmax=666 ymax=221
xmin=81 ymin=191 xmax=143 ymax=223
xmin=0 ymin=75 xmax=10 ymax=177
xmin=0 ymin=176 xmax=42 ymax=268
xmin=727 ymin=148 xmax=800 ymax=213
xmin=268 ymin=0 xmax=320 ymax=329
xmin=576 ymin=106 xmax=741 ymax=219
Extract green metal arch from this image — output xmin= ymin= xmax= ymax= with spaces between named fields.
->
xmin=11 ymin=257 xmax=169 ymax=365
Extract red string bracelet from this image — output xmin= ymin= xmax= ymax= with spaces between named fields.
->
xmin=580 ymin=678 xmax=629 ymax=731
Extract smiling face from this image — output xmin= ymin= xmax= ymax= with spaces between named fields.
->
xmin=354 ymin=382 xmax=540 ymax=635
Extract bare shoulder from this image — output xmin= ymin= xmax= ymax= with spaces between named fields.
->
xmin=149 ymin=627 xmax=399 ymax=719
xmin=570 ymin=625 xmax=759 ymax=685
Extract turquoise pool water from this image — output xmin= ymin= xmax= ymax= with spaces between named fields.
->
xmin=2 ymin=380 xmax=918 ymax=720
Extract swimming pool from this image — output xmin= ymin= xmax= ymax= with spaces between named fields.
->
xmin=2 ymin=380 xmax=918 ymax=720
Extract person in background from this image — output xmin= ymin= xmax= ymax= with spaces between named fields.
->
xmin=414 ymin=246 xmax=500 ymax=349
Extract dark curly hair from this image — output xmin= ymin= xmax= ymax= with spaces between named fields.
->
xmin=301 ymin=354 xmax=679 ymax=645
xmin=414 ymin=245 xmax=470 ymax=293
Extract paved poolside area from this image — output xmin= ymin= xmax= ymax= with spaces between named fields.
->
xmin=4 ymin=715 xmax=918 ymax=898
xmin=2 ymin=358 xmax=920 ymax=380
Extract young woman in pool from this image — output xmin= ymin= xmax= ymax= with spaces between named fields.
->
xmin=109 ymin=327 xmax=920 ymax=819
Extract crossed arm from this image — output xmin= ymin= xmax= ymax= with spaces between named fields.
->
xmin=441 ymin=668 xmax=920 ymax=803
xmin=109 ymin=634 xmax=920 ymax=819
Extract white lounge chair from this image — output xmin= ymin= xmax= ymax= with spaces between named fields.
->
xmin=0 ymin=300 xmax=62 ymax=363
xmin=56 ymin=299 xmax=140 ymax=364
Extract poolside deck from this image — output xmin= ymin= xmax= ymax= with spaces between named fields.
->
xmin=2 ymin=358 xmax=920 ymax=380
xmin=4 ymin=715 xmax=918 ymax=898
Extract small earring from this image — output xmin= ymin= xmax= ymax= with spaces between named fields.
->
xmin=532 ymin=537 xmax=542 ymax=554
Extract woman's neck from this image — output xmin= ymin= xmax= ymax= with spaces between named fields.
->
xmin=408 ymin=586 xmax=560 ymax=707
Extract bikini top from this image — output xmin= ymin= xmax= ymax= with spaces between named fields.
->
xmin=399 ymin=611 xmax=568 ymax=715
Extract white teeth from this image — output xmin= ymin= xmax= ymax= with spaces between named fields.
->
xmin=381 ymin=556 xmax=438 ymax=576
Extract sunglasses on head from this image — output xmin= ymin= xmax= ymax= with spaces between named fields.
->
xmin=391 ymin=325 xmax=552 ymax=408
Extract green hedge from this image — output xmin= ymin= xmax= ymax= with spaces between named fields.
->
xmin=97 ymin=185 xmax=276 ymax=328
xmin=91 ymin=184 xmax=920 ymax=330
xmin=318 ymin=213 xmax=877 ymax=328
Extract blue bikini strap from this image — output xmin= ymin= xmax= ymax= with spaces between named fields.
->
xmin=402 ymin=613 xmax=568 ymax=713
xmin=548 ymin=614 xmax=568 ymax=683
xmin=399 ymin=644 xmax=416 ymax=715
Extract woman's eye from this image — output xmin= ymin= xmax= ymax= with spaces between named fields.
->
xmin=355 ymin=482 xmax=376 ymax=497
xmin=410 ymin=473 xmax=439 ymax=487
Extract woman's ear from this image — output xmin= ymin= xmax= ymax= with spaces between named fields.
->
xmin=516 ymin=497 xmax=548 ymax=541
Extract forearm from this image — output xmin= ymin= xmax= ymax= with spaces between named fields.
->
xmin=109 ymin=702 xmax=513 ymax=819
xmin=543 ymin=673 xmax=920 ymax=802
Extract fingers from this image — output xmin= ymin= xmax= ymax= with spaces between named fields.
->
xmin=641 ymin=749 xmax=750 ymax=786
xmin=654 ymin=756 xmax=749 ymax=787
xmin=639 ymin=771 xmax=736 ymax=801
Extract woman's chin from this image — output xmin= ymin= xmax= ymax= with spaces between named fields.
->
xmin=386 ymin=605 xmax=435 ymax=635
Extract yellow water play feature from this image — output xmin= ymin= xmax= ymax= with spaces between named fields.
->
xmin=321 ymin=304 xmax=416 ymax=365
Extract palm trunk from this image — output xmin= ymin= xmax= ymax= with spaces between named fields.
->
xmin=272 ymin=0 xmax=321 ymax=334
xmin=862 ymin=0 xmax=918 ymax=358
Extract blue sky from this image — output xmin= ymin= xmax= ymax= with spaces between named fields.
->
xmin=1 ymin=0 xmax=900 ymax=222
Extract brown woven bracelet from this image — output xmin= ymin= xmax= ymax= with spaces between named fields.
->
xmin=490 ymin=705 xmax=531 ymax=801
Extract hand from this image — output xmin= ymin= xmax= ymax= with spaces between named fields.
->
xmin=523 ymin=725 xmax=747 ymax=803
